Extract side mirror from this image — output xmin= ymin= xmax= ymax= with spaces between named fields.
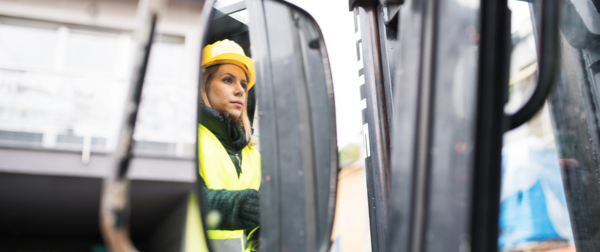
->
xmin=101 ymin=0 xmax=340 ymax=251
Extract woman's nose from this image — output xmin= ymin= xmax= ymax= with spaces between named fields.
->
xmin=234 ymin=82 xmax=245 ymax=97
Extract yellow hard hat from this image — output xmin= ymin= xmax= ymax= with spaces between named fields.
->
xmin=202 ymin=39 xmax=256 ymax=89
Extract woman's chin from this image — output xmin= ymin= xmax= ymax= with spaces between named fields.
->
xmin=228 ymin=111 xmax=242 ymax=120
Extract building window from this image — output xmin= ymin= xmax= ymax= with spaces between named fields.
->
xmin=65 ymin=30 xmax=120 ymax=73
xmin=0 ymin=17 xmax=194 ymax=158
xmin=0 ymin=23 xmax=57 ymax=67
xmin=147 ymin=37 xmax=185 ymax=80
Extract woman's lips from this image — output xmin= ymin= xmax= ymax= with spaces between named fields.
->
xmin=232 ymin=101 xmax=243 ymax=108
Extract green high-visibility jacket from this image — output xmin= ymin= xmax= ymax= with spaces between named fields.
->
xmin=198 ymin=124 xmax=261 ymax=251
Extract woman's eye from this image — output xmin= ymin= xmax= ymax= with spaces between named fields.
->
xmin=242 ymin=83 xmax=248 ymax=89
xmin=223 ymin=77 xmax=233 ymax=83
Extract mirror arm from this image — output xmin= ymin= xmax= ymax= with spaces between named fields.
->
xmin=506 ymin=0 xmax=559 ymax=130
xmin=99 ymin=0 xmax=165 ymax=251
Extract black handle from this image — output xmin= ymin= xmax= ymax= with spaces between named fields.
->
xmin=506 ymin=0 xmax=559 ymax=130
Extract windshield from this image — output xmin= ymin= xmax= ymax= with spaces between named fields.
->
xmin=500 ymin=0 xmax=600 ymax=251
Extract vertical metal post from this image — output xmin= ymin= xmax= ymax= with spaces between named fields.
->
xmin=386 ymin=0 xmax=427 ymax=251
xmin=470 ymin=0 xmax=510 ymax=250
xmin=353 ymin=0 xmax=392 ymax=251
xmin=388 ymin=0 xmax=488 ymax=250
xmin=376 ymin=5 xmax=399 ymax=135
xmin=401 ymin=0 xmax=437 ymax=250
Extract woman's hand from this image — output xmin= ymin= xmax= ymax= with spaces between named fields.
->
xmin=239 ymin=189 xmax=260 ymax=228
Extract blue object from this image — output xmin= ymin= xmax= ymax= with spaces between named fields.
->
xmin=499 ymin=181 xmax=562 ymax=247
xmin=498 ymin=138 xmax=573 ymax=249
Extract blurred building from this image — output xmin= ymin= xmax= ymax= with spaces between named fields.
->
xmin=331 ymin=133 xmax=371 ymax=252
xmin=0 ymin=0 xmax=249 ymax=250
xmin=0 ymin=0 xmax=203 ymax=158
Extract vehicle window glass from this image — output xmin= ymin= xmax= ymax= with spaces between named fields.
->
xmin=542 ymin=0 xmax=600 ymax=248
xmin=198 ymin=4 xmax=261 ymax=251
xmin=497 ymin=0 xmax=600 ymax=251
xmin=198 ymin=1 xmax=340 ymax=251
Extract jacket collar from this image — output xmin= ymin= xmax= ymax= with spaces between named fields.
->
xmin=199 ymin=104 xmax=248 ymax=154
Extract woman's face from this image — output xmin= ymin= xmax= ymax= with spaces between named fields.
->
xmin=207 ymin=64 xmax=248 ymax=120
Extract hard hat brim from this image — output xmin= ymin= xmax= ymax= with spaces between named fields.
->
xmin=202 ymin=53 xmax=256 ymax=90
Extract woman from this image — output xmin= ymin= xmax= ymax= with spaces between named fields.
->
xmin=197 ymin=39 xmax=260 ymax=252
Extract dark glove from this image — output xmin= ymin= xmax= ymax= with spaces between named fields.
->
xmin=239 ymin=189 xmax=259 ymax=228
xmin=201 ymin=186 xmax=260 ymax=230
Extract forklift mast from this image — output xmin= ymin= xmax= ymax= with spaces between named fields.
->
xmin=351 ymin=0 xmax=559 ymax=252
xmin=350 ymin=1 xmax=395 ymax=251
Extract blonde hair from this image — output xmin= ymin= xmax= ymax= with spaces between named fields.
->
xmin=201 ymin=64 xmax=256 ymax=146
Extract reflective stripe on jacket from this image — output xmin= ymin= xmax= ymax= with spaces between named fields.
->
xmin=198 ymin=124 xmax=261 ymax=252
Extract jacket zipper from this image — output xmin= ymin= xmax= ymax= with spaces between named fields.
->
xmin=235 ymin=153 xmax=241 ymax=172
